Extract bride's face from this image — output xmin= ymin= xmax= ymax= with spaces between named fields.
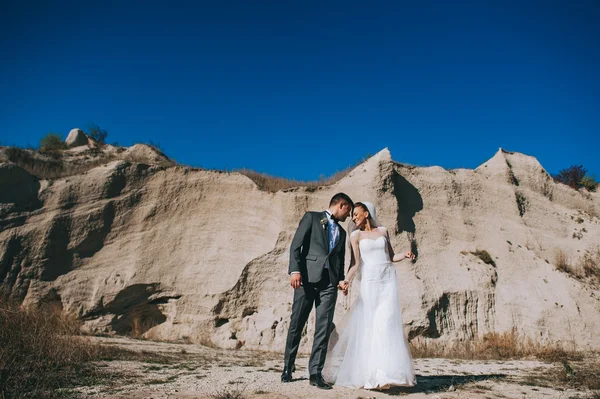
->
xmin=352 ymin=207 xmax=369 ymax=228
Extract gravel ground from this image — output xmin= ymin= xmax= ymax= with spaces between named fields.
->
xmin=75 ymin=337 xmax=595 ymax=399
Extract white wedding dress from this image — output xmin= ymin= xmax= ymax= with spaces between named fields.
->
xmin=323 ymin=232 xmax=416 ymax=389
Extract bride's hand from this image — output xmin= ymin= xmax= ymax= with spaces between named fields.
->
xmin=337 ymin=280 xmax=349 ymax=295
xmin=405 ymin=251 xmax=416 ymax=260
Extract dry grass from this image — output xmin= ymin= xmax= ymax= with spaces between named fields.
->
xmin=3 ymin=144 xmax=357 ymax=192
xmin=236 ymin=160 xmax=362 ymax=193
xmin=2 ymin=146 xmax=117 ymax=180
xmin=553 ymin=358 xmax=600 ymax=390
xmin=554 ymin=248 xmax=575 ymax=274
xmin=524 ymin=356 xmax=600 ymax=391
xmin=127 ymin=313 xmax=166 ymax=340
xmin=210 ymin=382 xmax=246 ymax=399
xmin=0 ymin=301 xmax=101 ymax=398
xmin=580 ymin=246 xmax=600 ymax=283
xmin=0 ymin=299 xmax=171 ymax=398
xmin=410 ymin=330 xmax=581 ymax=362
xmin=554 ymin=246 xmax=600 ymax=287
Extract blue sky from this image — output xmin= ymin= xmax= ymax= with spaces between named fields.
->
xmin=1 ymin=1 xmax=598 ymax=180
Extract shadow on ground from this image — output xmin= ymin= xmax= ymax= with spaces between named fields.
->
xmin=365 ymin=374 xmax=507 ymax=395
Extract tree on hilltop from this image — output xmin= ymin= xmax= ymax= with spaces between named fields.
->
xmin=87 ymin=124 xmax=108 ymax=146
xmin=553 ymin=165 xmax=597 ymax=191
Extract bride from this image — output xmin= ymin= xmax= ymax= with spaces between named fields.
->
xmin=323 ymin=201 xmax=417 ymax=390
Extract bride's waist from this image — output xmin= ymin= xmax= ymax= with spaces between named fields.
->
xmin=361 ymin=260 xmax=393 ymax=268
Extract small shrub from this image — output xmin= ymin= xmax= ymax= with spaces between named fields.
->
xmin=581 ymin=175 xmax=598 ymax=192
xmin=471 ymin=250 xmax=496 ymax=267
xmin=88 ymin=124 xmax=108 ymax=146
xmin=39 ymin=133 xmax=67 ymax=152
xmin=553 ymin=249 xmax=576 ymax=275
xmin=580 ymin=246 xmax=600 ymax=283
xmin=210 ymin=383 xmax=246 ymax=399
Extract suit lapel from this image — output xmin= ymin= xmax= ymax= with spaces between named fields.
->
xmin=321 ymin=211 xmax=330 ymax=251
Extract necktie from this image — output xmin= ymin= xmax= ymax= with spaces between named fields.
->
xmin=328 ymin=217 xmax=339 ymax=252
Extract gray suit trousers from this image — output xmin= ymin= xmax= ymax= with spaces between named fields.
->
xmin=283 ymin=273 xmax=338 ymax=375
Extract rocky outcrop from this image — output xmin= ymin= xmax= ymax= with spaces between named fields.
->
xmin=123 ymin=144 xmax=171 ymax=165
xmin=1 ymin=148 xmax=599 ymax=353
xmin=65 ymin=128 xmax=89 ymax=148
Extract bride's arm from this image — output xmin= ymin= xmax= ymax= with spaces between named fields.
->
xmin=344 ymin=232 xmax=361 ymax=283
xmin=385 ymin=228 xmax=415 ymax=262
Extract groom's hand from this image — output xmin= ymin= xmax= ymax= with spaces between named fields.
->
xmin=337 ymin=280 xmax=349 ymax=295
xmin=290 ymin=273 xmax=302 ymax=289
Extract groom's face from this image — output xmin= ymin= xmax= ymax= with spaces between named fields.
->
xmin=335 ymin=201 xmax=352 ymax=222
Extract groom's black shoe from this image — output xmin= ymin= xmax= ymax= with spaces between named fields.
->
xmin=309 ymin=374 xmax=332 ymax=390
xmin=281 ymin=367 xmax=293 ymax=383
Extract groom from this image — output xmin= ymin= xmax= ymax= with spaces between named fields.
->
xmin=282 ymin=193 xmax=353 ymax=389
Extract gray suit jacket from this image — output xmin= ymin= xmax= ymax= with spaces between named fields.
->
xmin=288 ymin=211 xmax=346 ymax=284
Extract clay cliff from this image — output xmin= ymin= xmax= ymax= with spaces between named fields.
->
xmin=1 ymin=145 xmax=599 ymax=352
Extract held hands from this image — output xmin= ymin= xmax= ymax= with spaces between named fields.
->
xmin=405 ymin=251 xmax=416 ymax=260
xmin=337 ymin=280 xmax=349 ymax=296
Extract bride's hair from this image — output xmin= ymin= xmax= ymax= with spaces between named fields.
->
xmin=354 ymin=202 xmax=370 ymax=218
xmin=354 ymin=202 xmax=377 ymax=226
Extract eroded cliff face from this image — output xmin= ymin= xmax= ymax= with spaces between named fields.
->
xmin=1 ymin=148 xmax=599 ymax=352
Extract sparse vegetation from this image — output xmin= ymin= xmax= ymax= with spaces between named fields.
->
xmin=410 ymin=330 xmax=581 ymax=362
xmin=88 ymin=123 xmax=108 ymax=146
xmin=573 ymin=228 xmax=585 ymax=240
xmin=524 ymin=356 xmax=600 ymax=391
xmin=0 ymin=297 xmax=179 ymax=398
xmin=580 ymin=246 xmax=600 ymax=283
xmin=146 ymin=139 xmax=164 ymax=152
xmin=236 ymin=161 xmax=360 ymax=193
xmin=128 ymin=313 xmax=165 ymax=339
xmin=515 ymin=191 xmax=527 ymax=217
xmin=3 ymin=146 xmax=117 ymax=180
xmin=553 ymin=249 xmax=573 ymax=274
xmin=554 ymin=165 xmax=598 ymax=192
xmin=3 ymin=137 xmax=361 ymax=191
xmin=581 ymin=175 xmax=598 ymax=192
xmin=553 ymin=358 xmax=600 ymax=390
xmin=39 ymin=133 xmax=67 ymax=152
xmin=0 ymin=300 xmax=103 ymax=398
xmin=553 ymin=246 xmax=600 ymax=286
xmin=210 ymin=383 xmax=246 ymax=399
xmin=466 ymin=249 xmax=496 ymax=266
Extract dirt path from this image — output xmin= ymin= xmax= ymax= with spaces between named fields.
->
xmin=76 ymin=337 xmax=593 ymax=399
